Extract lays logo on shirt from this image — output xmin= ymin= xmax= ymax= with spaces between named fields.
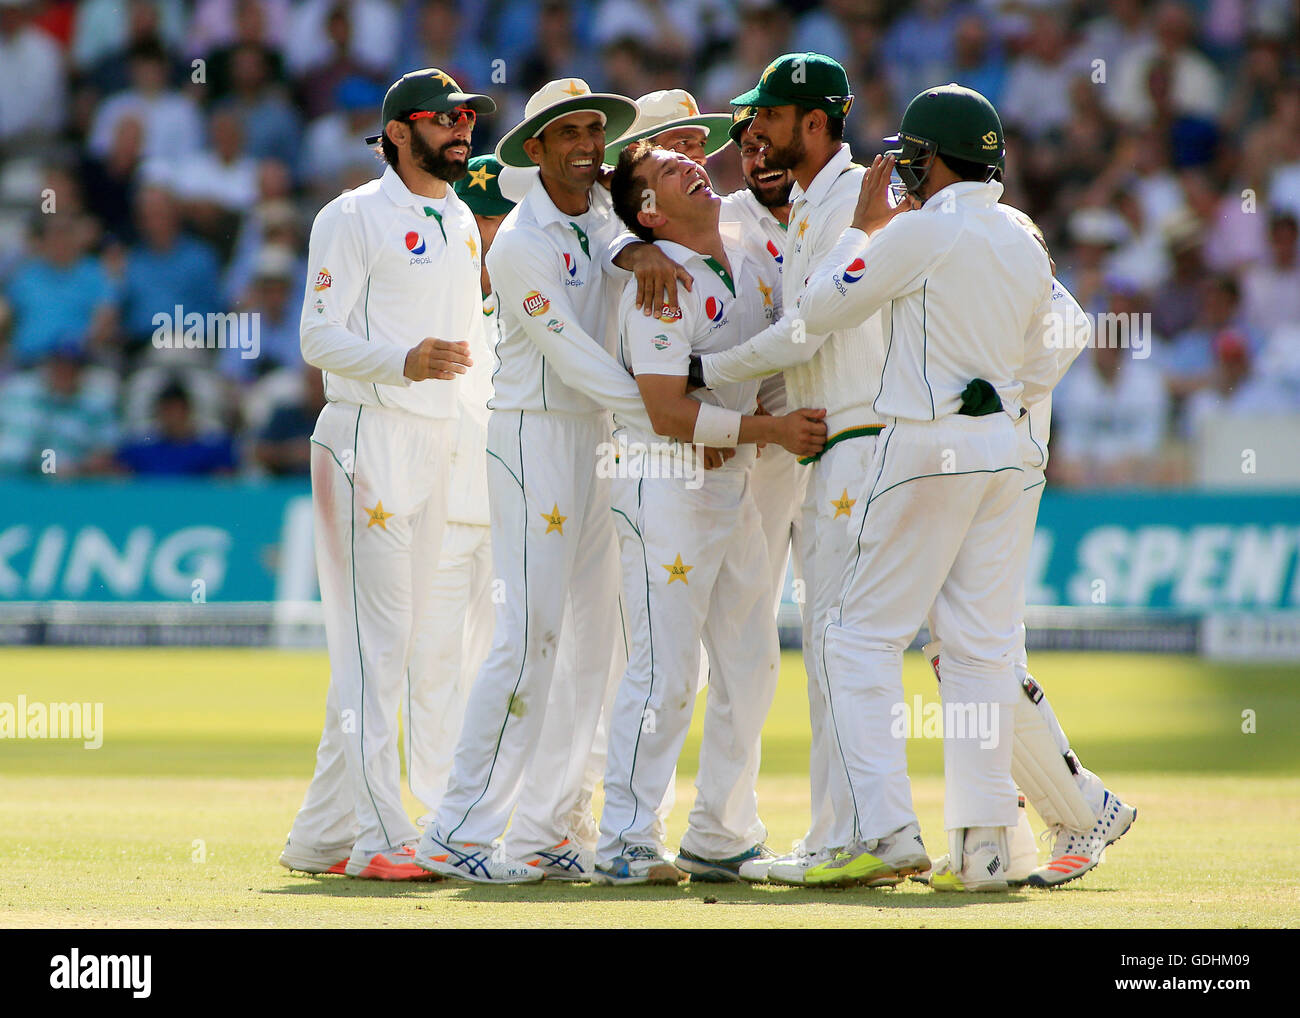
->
xmin=842 ymin=257 xmax=865 ymax=283
xmin=765 ymin=239 xmax=783 ymax=265
xmin=405 ymin=231 xmax=426 ymax=255
xmin=562 ymin=252 xmax=578 ymax=277
xmin=705 ymin=296 xmax=726 ymax=323
xmin=523 ymin=291 xmax=551 ymax=317
xmin=656 ymin=306 xmax=683 ymax=323
xmin=313 ymin=268 xmax=332 ymax=291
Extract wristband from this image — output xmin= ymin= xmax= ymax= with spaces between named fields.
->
xmin=692 ymin=402 xmax=742 ymax=447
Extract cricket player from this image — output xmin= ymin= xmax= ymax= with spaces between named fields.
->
xmin=400 ymin=155 xmax=511 ymax=819
xmin=594 ymin=142 xmax=827 ymax=884
xmin=776 ymin=83 xmax=1065 ymax=891
xmin=689 ymin=53 xmax=921 ymax=885
xmin=279 ymin=68 xmax=493 ymax=880
xmin=921 ymin=211 xmax=1137 ymax=887
xmin=417 ymin=80 xmax=684 ymax=884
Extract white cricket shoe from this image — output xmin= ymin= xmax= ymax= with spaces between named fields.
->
xmin=930 ymin=827 xmax=1012 ymax=892
xmin=806 ymin=823 xmax=929 ymax=887
xmin=415 ymin=830 xmax=543 ymax=884
xmin=1027 ymin=790 xmax=1137 ymax=887
xmin=517 ymin=838 xmax=595 ymax=882
xmin=766 ymin=843 xmax=837 ymax=886
xmin=914 ymin=797 xmax=1036 ymax=886
xmin=592 ymin=845 xmax=683 ymax=886
xmin=278 ymin=838 xmax=350 ymax=875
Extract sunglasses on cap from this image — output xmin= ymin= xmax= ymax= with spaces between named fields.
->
xmin=408 ymin=107 xmax=477 ymax=129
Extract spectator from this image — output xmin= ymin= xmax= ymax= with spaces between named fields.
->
xmin=253 ymin=362 xmax=325 ymax=476
xmin=3 ymin=215 xmax=118 ymax=367
xmin=515 ymin=0 xmax=598 ymax=99
xmin=223 ymin=199 xmax=302 ymax=306
xmin=85 ymin=3 xmax=188 ymax=97
xmin=1072 ymin=0 xmax=1154 ymax=80
xmin=0 ymin=344 xmax=119 ymax=476
xmin=1166 ymin=274 xmax=1259 ymax=402
xmin=72 ymin=0 xmax=186 ymax=73
xmin=301 ymin=77 xmax=387 ymax=199
xmin=1107 ymin=0 xmax=1223 ymax=127
xmin=116 ymin=382 xmax=237 ymax=475
xmin=949 ymin=13 xmax=1005 ymax=110
xmin=699 ymin=0 xmax=790 ymax=114
xmin=1183 ymin=330 xmax=1293 ymax=438
xmin=1053 ymin=327 xmax=1172 ymax=488
xmin=394 ymin=0 xmax=492 ymax=92
xmin=1000 ymin=12 xmax=1085 ymax=142
xmin=87 ymin=37 xmax=204 ymax=162
xmin=287 ymin=1 xmax=395 ymax=116
xmin=118 ymin=186 xmax=222 ymax=351
xmin=0 ymin=0 xmax=67 ymax=144
xmin=1242 ymin=210 xmax=1300 ymax=337
xmin=220 ymin=245 xmax=303 ymax=381
xmin=216 ymin=43 xmax=300 ymax=169
xmin=1150 ymin=211 xmax=1207 ymax=340
xmin=187 ymin=0 xmax=291 ymax=61
xmin=197 ymin=2 xmax=289 ymax=99
xmin=880 ymin=0 xmax=966 ymax=109
xmin=78 ymin=114 xmax=146 ymax=244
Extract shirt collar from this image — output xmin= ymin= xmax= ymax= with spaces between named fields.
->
xmin=790 ymin=143 xmax=855 ymax=209
xmin=927 ymin=179 xmax=1005 ymax=207
xmin=379 ymin=165 xmax=450 ymax=213
xmin=521 ymin=171 xmax=600 ymax=229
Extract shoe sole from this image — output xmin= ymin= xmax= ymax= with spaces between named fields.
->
xmin=345 ymin=860 xmax=438 ymax=881
xmin=807 ymin=855 xmax=928 ymax=888
xmin=279 ymin=855 xmax=349 ymax=875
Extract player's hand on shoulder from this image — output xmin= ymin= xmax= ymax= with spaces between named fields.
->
xmin=852 ymin=154 xmax=918 ymax=236
xmin=776 ymin=407 xmax=827 ymax=457
xmin=623 ymin=243 xmax=693 ymax=318
xmin=404 ymin=337 xmax=472 ymax=381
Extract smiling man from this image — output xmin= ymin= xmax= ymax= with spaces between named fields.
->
xmin=417 ymin=79 xmax=674 ymax=885
xmin=594 ymin=142 xmax=826 ymax=884
xmin=280 ymin=67 xmax=494 ymax=882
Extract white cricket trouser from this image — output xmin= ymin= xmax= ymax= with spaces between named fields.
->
xmin=289 ymin=402 xmax=453 ymax=856
xmin=749 ymin=444 xmax=808 ymax=613
xmin=1013 ymin=471 xmax=1105 ymax=817
xmin=801 ymin=436 xmax=876 ymax=851
xmin=401 ymin=521 xmax=493 ymax=817
xmin=822 ymin=415 xmax=1023 ymax=839
xmin=598 ymin=452 xmax=780 ymax=863
xmin=435 ymin=410 xmax=621 ymax=851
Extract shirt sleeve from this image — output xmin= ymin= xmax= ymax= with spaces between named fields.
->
xmin=601 ymin=229 xmax=640 ymax=281
xmin=298 ymin=202 xmax=410 ymax=386
xmin=1021 ymin=277 xmax=1087 ymax=409
xmin=798 ymin=218 xmax=940 ymax=336
xmin=487 ymin=226 xmax=653 ymax=431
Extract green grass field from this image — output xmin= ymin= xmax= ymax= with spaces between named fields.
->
xmin=1 ymin=648 xmax=1296 ymax=928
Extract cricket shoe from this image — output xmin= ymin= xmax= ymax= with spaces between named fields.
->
xmin=518 ymin=839 xmax=594 ymax=882
xmin=1026 ymin=790 xmax=1137 ymax=888
xmin=807 ymin=824 xmax=929 ymax=887
xmin=930 ymin=827 xmax=1011 ymax=892
xmin=278 ymin=839 xmax=349 ymax=875
xmin=415 ymin=831 xmax=543 ymax=884
xmin=913 ymin=797 xmax=1036 ymax=886
xmin=675 ymin=843 xmax=777 ymax=883
xmin=344 ymin=842 xmax=439 ymax=881
xmin=592 ymin=845 xmax=684 ymax=886
xmin=766 ymin=843 xmax=837 ymax=886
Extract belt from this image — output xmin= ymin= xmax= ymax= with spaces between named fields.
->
xmin=798 ymin=424 xmax=884 ymax=465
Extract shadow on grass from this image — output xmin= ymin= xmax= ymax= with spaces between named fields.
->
xmin=260 ymin=874 xmax=1066 ymax=909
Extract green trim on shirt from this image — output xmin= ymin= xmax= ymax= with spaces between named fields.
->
xmin=702 ymin=256 xmax=736 ymax=296
xmin=424 ymin=206 xmax=446 ymax=243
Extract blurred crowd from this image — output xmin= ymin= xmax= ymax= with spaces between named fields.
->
xmin=0 ymin=0 xmax=1298 ymax=485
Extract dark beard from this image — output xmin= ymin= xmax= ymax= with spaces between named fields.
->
xmin=410 ymin=128 xmax=470 ymax=182
xmin=759 ymin=132 xmax=806 ymax=173
xmin=748 ymin=177 xmax=794 ymax=209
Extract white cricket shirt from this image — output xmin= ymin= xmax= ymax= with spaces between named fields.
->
xmin=447 ymin=292 xmax=499 ymax=526
xmin=615 ymin=235 xmax=782 ymax=473
xmin=486 ymin=174 xmax=651 ymax=427
xmin=299 ymin=165 xmax=485 ymax=419
xmin=797 ymin=180 xmax=1058 ymax=423
xmin=701 ymin=144 xmax=887 ymax=441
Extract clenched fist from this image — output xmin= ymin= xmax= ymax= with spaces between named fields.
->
xmin=775 ymin=408 xmax=828 ymax=458
xmin=404 ymin=337 xmax=472 ymax=381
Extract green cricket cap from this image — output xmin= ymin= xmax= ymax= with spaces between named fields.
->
xmin=364 ymin=67 xmax=496 ymax=145
xmin=453 ymin=155 xmax=516 ymax=216
xmin=731 ymin=53 xmax=854 ymax=118
xmin=887 ymin=83 xmax=1004 ymax=168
